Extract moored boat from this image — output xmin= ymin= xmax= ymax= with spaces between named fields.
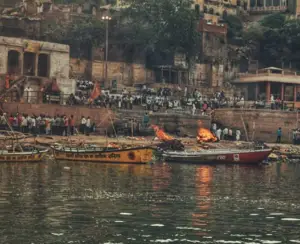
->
xmin=0 ymin=148 xmax=49 ymax=162
xmin=162 ymin=148 xmax=272 ymax=164
xmin=51 ymin=144 xmax=154 ymax=164
xmin=0 ymin=130 xmax=48 ymax=163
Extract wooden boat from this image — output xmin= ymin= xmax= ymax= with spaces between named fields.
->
xmin=51 ymin=144 xmax=154 ymax=164
xmin=0 ymin=130 xmax=49 ymax=163
xmin=0 ymin=148 xmax=49 ymax=162
xmin=162 ymin=148 xmax=272 ymax=164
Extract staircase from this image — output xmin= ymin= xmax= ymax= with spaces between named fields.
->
xmin=0 ymin=76 xmax=26 ymax=99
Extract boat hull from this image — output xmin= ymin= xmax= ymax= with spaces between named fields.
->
xmin=163 ymin=149 xmax=272 ymax=164
xmin=0 ymin=150 xmax=48 ymax=162
xmin=52 ymin=147 xmax=154 ymax=164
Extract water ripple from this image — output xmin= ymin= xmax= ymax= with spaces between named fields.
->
xmin=0 ymin=162 xmax=299 ymax=243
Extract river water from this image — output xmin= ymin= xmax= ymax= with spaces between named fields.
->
xmin=0 ymin=162 xmax=300 ymax=244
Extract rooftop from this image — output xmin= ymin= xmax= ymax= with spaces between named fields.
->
xmin=0 ymin=36 xmax=69 ymax=53
xmin=232 ymin=67 xmax=300 ymax=85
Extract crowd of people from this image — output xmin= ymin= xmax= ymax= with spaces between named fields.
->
xmin=211 ymin=123 xmax=242 ymax=141
xmin=0 ymin=113 xmax=96 ymax=136
xmin=65 ymin=85 xmax=245 ymax=116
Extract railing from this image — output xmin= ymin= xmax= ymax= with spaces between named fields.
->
xmin=249 ymin=5 xmax=287 ymax=12
xmin=237 ymin=71 xmax=300 ymax=78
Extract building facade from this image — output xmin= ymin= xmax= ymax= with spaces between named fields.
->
xmin=232 ymin=67 xmax=300 ymax=105
xmin=0 ymin=36 xmax=75 ymax=103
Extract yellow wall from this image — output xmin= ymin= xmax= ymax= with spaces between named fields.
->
xmin=92 ymin=61 xmax=154 ymax=85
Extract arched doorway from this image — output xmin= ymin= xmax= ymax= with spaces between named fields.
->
xmin=7 ymin=50 xmax=21 ymax=74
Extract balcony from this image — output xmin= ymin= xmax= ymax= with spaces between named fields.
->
xmin=232 ymin=67 xmax=300 ymax=84
xmin=249 ymin=5 xmax=287 ymax=13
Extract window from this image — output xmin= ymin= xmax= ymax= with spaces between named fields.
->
xmin=7 ymin=50 xmax=20 ymax=74
xmin=23 ymin=52 xmax=36 ymax=76
xmin=38 ymin=53 xmax=49 ymax=77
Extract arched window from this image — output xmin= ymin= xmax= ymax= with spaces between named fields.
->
xmin=208 ymin=8 xmax=214 ymax=14
xmin=204 ymin=6 xmax=208 ymax=13
xmin=7 ymin=50 xmax=20 ymax=74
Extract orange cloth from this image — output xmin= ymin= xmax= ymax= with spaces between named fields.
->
xmin=5 ymin=75 xmax=10 ymax=89
xmin=90 ymin=82 xmax=101 ymax=101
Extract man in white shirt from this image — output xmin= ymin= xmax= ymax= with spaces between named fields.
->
xmin=223 ymin=127 xmax=229 ymax=140
xmin=192 ymin=103 xmax=196 ymax=115
xmin=216 ymin=128 xmax=222 ymax=141
xmin=236 ymin=130 xmax=241 ymax=141
xmin=24 ymin=86 xmax=32 ymax=103
xmin=80 ymin=116 xmax=86 ymax=134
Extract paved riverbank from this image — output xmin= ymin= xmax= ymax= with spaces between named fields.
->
xmin=23 ymin=134 xmax=300 ymax=151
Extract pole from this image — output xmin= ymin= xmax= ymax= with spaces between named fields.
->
xmin=297 ymin=110 xmax=299 ymax=129
xmin=131 ymin=118 xmax=134 ymax=145
xmin=105 ymin=19 xmax=108 ymax=89
xmin=240 ymin=115 xmax=249 ymax=142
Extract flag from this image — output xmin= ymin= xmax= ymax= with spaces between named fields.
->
xmin=51 ymin=79 xmax=60 ymax=92
xmin=90 ymin=82 xmax=101 ymax=101
xmin=5 ymin=74 xmax=10 ymax=89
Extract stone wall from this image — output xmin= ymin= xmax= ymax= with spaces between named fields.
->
xmin=92 ymin=61 xmax=155 ymax=85
xmin=117 ymin=110 xmax=211 ymax=135
xmin=213 ymin=109 xmax=298 ymax=143
xmin=69 ymin=58 xmax=92 ymax=78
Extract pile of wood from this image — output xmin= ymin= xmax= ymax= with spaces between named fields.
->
xmin=156 ymin=139 xmax=185 ymax=151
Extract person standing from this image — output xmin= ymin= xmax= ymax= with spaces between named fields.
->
xmin=80 ymin=116 xmax=86 ymax=134
xmin=192 ymin=103 xmax=196 ymax=115
xmin=276 ymin=127 xmax=282 ymax=143
xmin=228 ymin=128 xmax=233 ymax=141
xmin=143 ymin=112 xmax=149 ymax=128
xmin=223 ymin=127 xmax=228 ymax=140
xmin=85 ymin=117 xmax=91 ymax=136
xmin=216 ymin=128 xmax=222 ymax=141
xmin=45 ymin=116 xmax=51 ymax=135
xmin=236 ymin=129 xmax=241 ymax=141
xmin=211 ymin=123 xmax=217 ymax=134
xmin=63 ymin=115 xmax=69 ymax=136
xmin=69 ymin=115 xmax=75 ymax=136
xmin=31 ymin=116 xmax=36 ymax=135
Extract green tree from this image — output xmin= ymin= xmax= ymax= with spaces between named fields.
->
xmin=117 ymin=0 xmax=202 ymax=66
xmin=42 ymin=16 xmax=105 ymax=58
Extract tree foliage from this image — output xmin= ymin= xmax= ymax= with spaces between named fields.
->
xmin=42 ymin=16 xmax=105 ymax=58
xmin=117 ymin=0 xmax=202 ymax=66
xmin=229 ymin=13 xmax=300 ymax=69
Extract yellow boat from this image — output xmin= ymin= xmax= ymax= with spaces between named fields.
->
xmin=51 ymin=145 xmax=154 ymax=164
xmin=0 ymin=149 xmax=49 ymax=162
xmin=0 ymin=130 xmax=48 ymax=163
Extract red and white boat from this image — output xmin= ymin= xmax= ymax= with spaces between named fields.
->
xmin=162 ymin=148 xmax=272 ymax=164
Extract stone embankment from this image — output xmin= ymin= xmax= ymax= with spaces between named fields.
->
xmin=213 ymin=109 xmax=298 ymax=143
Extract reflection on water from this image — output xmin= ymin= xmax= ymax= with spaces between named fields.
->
xmin=0 ymin=162 xmax=300 ymax=243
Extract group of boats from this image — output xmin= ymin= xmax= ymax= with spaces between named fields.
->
xmin=0 ymin=126 xmax=272 ymax=165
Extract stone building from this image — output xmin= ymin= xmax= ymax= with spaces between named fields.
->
xmin=249 ymin=0 xmax=287 ymax=14
xmin=0 ymin=36 xmax=75 ymax=102
xmin=194 ymin=0 xmax=248 ymax=17
xmin=194 ymin=17 xmax=228 ymax=88
xmin=232 ymin=67 xmax=300 ymax=106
